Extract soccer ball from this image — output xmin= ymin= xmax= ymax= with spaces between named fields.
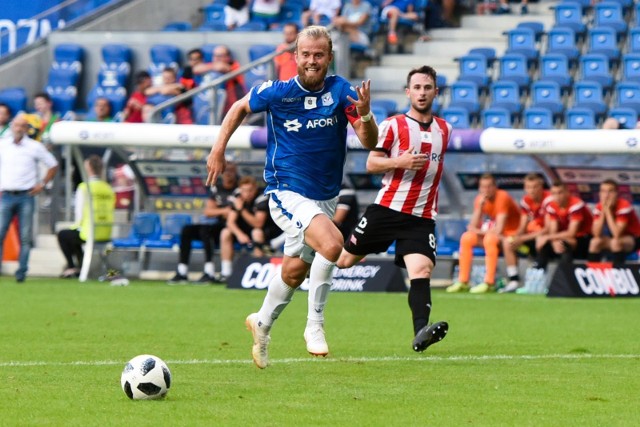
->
xmin=120 ymin=354 xmax=171 ymax=400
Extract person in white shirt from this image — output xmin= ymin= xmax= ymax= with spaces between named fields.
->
xmin=0 ymin=114 xmax=58 ymax=282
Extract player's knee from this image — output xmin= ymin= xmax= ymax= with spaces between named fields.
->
xmin=460 ymin=231 xmax=476 ymax=246
xmin=483 ymin=233 xmax=500 ymax=247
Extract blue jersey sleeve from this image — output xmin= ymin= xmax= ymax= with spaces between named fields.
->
xmin=248 ymin=80 xmax=277 ymax=113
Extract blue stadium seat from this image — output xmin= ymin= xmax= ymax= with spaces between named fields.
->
xmin=245 ymin=44 xmax=276 ymax=89
xmin=436 ymin=75 xmax=447 ymax=93
xmin=552 ymin=2 xmax=586 ymax=39
xmin=572 ymin=81 xmax=608 ymax=119
xmin=200 ymin=43 xmax=218 ymax=63
xmin=608 ymin=107 xmax=638 ymax=129
xmin=143 ymin=214 xmax=192 ymax=250
xmin=448 ymin=80 xmax=481 ymax=117
xmin=579 ymin=53 xmax=614 ymax=93
xmin=504 ymin=27 xmax=539 ymax=67
xmin=587 ymin=26 xmax=621 ymax=67
xmin=489 ymin=80 xmax=522 ymax=117
xmin=565 ymin=107 xmax=597 ymax=129
xmin=234 ymin=21 xmax=268 ymax=31
xmin=456 ymin=54 xmax=491 ymax=88
xmin=531 ymin=80 xmax=564 ymax=117
xmin=202 ymin=3 xmax=226 ymax=26
xmin=198 ymin=22 xmax=227 ymax=31
xmin=0 ymin=87 xmax=27 ymax=114
xmin=629 ymin=28 xmax=640 ymax=54
xmin=100 ymin=43 xmax=132 ymax=87
xmin=497 ymin=53 xmax=530 ymax=93
xmin=636 ymin=2 xmax=640 ymax=27
xmin=539 ymin=53 xmax=573 ymax=93
xmin=468 ymin=47 xmax=497 ymax=69
xmin=546 ymin=27 xmax=580 ymax=66
xmin=97 ymin=69 xmax=128 ymax=88
xmin=274 ymin=4 xmax=304 ymax=28
xmin=52 ymin=43 xmax=84 ymax=74
xmin=482 ymin=107 xmax=513 ymax=128
xmin=149 ymin=44 xmax=181 ymax=83
xmin=371 ymin=107 xmax=389 ymax=122
xmin=523 ymin=107 xmax=554 ymax=129
xmin=441 ymin=107 xmax=471 ymax=129
xmin=371 ymin=99 xmax=398 ymax=117
xmin=614 ymin=81 xmax=640 ymax=113
xmin=46 ymin=68 xmax=79 ymax=115
xmin=111 ymin=213 xmax=162 ymax=249
xmin=162 ymin=21 xmax=193 ymax=31
xmin=621 ymin=54 xmax=640 ymax=81
xmin=517 ymin=21 xmax=545 ymax=42
xmin=593 ymin=1 xmax=627 ymax=38
xmin=436 ymin=219 xmax=467 ymax=256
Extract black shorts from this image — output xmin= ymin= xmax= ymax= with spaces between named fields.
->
xmin=343 ymin=204 xmax=437 ymax=268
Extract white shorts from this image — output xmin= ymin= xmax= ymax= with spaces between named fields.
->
xmin=381 ymin=5 xmax=401 ymax=18
xmin=224 ymin=6 xmax=249 ymax=28
xmin=268 ymin=190 xmax=338 ymax=263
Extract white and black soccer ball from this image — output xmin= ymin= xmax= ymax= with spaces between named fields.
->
xmin=121 ymin=354 xmax=171 ymax=400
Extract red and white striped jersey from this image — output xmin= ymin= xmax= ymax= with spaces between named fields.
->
xmin=373 ymin=114 xmax=452 ymax=219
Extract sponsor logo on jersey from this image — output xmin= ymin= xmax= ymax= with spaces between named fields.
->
xmin=304 ymin=96 xmax=317 ymax=109
xmin=321 ymin=92 xmax=334 ymax=106
xmin=284 ymin=118 xmax=302 ymax=132
xmin=282 ymin=97 xmax=301 ymax=103
xmin=306 ymin=115 xmax=338 ymax=129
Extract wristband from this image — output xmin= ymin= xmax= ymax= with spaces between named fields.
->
xmin=360 ymin=111 xmax=373 ymax=122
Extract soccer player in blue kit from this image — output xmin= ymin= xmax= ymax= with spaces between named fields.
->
xmin=206 ymin=26 xmax=378 ymax=368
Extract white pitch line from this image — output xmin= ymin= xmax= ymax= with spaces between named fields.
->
xmin=0 ymin=353 xmax=638 ymax=368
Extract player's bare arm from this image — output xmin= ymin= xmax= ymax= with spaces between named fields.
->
xmin=206 ymin=94 xmax=252 ymax=186
xmin=366 ymin=150 xmax=427 ymax=174
xmin=348 ymin=80 xmax=378 ymax=150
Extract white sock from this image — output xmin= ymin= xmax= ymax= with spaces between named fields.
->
xmin=221 ymin=260 xmax=232 ymax=277
xmin=307 ymin=253 xmax=335 ymax=328
xmin=177 ymin=263 xmax=188 ymax=276
xmin=257 ymin=274 xmax=295 ymax=329
xmin=204 ymin=262 xmax=215 ymax=276
xmin=506 ymin=265 xmax=519 ymax=277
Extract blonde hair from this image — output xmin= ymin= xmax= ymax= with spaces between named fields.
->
xmin=295 ymin=25 xmax=333 ymax=53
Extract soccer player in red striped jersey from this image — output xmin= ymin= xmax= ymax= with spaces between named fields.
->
xmin=588 ymin=179 xmax=640 ymax=267
xmin=337 ymin=65 xmax=451 ymax=353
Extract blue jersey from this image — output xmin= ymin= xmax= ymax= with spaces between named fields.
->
xmin=249 ymin=75 xmax=360 ymax=200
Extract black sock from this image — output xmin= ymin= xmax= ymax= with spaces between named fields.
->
xmin=587 ymin=252 xmax=601 ymax=263
xmin=612 ymin=252 xmax=627 ymax=268
xmin=408 ymin=278 xmax=431 ymax=335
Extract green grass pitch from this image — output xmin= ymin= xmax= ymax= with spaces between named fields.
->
xmin=1 ymin=278 xmax=639 ymax=426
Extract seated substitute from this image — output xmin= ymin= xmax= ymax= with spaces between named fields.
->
xmin=57 ymin=155 xmax=116 ymax=278
xmin=168 ymin=162 xmax=239 ymax=284
xmin=587 ymin=179 xmax=640 ymax=267
xmin=446 ymin=173 xmax=522 ymax=293
xmin=509 ymin=173 xmax=552 ymax=259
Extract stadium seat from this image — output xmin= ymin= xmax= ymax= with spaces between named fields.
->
xmin=441 ymin=107 xmax=471 ymax=129
xmin=234 ymin=21 xmax=268 ymax=31
xmin=456 ymin=54 xmax=491 ymax=88
xmin=552 ymin=2 xmax=586 ymax=39
xmin=468 ymin=47 xmax=497 ymax=69
xmin=86 ymin=85 xmax=128 ymax=116
xmin=436 ymin=75 xmax=447 ymax=93
xmin=97 ymin=69 xmax=128 ymax=88
xmin=448 ymin=80 xmax=481 ymax=117
xmin=100 ymin=43 xmax=132 ymax=87
xmin=245 ymin=44 xmax=276 ymax=89
xmin=482 ymin=107 xmax=513 ymax=128
xmin=593 ymin=1 xmax=627 ymax=38
xmin=587 ymin=26 xmax=621 ymax=67
xmin=572 ymin=81 xmax=608 ymax=119
xmin=621 ymin=53 xmax=640 ymax=81
xmin=193 ymin=89 xmax=227 ymax=125
xmin=539 ymin=53 xmax=573 ymax=93
xmin=46 ymin=68 xmax=80 ymax=114
xmin=530 ymin=80 xmax=565 ymax=117
xmin=198 ymin=22 xmax=227 ymax=31
xmin=142 ymin=213 xmax=192 ymax=250
xmin=565 ymin=107 xmax=597 ymax=129
xmin=371 ymin=99 xmax=398 ymax=117
xmin=436 ymin=219 xmax=467 ymax=256
xmin=149 ymin=44 xmax=181 ymax=83
xmin=517 ymin=21 xmax=545 ymax=43
xmin=629 ymin=28 xmax=640 ymax=54
xmin=579 ymin=54 xmax=614 ymax=93
xmin=497 ymin=53 xmax=530 ymax=93
xmin=636 ymin=2 xmax=640 ymax=27
xmin=523 ymin=107 xmax=554 ymax=129
xmin=0 ymin=87 xmax=27 ymax=114
xmin=608 ymin=107 xmax=638 ymax=129
xmin=504 ymin=27 xmax=539 ymax=67
xmin=111 ymin=213 xmax=162 ymax=249
xmin=546 ymin=27 xmax=580 ymax=67
xmin=202 ymin=3 xmax=226 ymax=26
xmin=614 ymin=81 xmax=640 ymax=113
xmin=371 ymin=106 xmax=389 ymax=122
xmin=489 ymin=80 xmax=522 ymax=117
xmin=200 ymin=43 xmax=219 ymax=63
xmin=52 ymin=43 xmax=84 ymax=74
xmin=162 ymin=21 xmax=193 ymax=31
xmin=274 ymin=4 xmax=304 ymax=28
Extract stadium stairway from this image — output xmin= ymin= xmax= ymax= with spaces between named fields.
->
xmin=366 ymin=1 xmax=556 ymax=108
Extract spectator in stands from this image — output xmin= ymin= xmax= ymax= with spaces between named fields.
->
xmin=602 ymin=117 xmax=640 ymax=130
xmin=33 ymin=92 xmax=60 ymax=143
xmin=274 ymin=23 xmax=299 ymax=81
xmin=123 ymin=70 xmax=152 ymax=123
xmin=218 ymin=176 xmax=263 ymax=281
xmin=193 ymin=45 xmax=246 ymax=117
xmin=302 ymin=0 xmax=342 ymax=27
xmin=533 ymin=181 xmax=593 ymax=273
xmin=144 ymin=67 xmax=193 ymax=124
xmin=509 ymin=173 xmax=552 ymax=259
xmin=446 ymin=174 xmax=522 ymax=293
xmin=380 ymin=0 xmax=420 ymax=45
xmin=0 ymin=114 xmax=59 ymax=283
xmin=57 ymin=155 xmax=116 ymax=278
xmin=0 ymin=103 xmax=12 ymax=137
xmin=334 ymin=184 xmax=360 ymax=240
xmin=168 ymin=162 xmax=239 ymax=284
xmin=587 ymin=179 xmax=640 ymax=267
xmin=91 ymin=97 xmax=113 ymax=122
xmin=332 ymin=0 xmax=373 ymax=48
xmin=225 ymin=0 xmax=249 ymax=30
xmin=251 ymin=0 xmax=284 ymax=28
xmin=181 ymin=48 xmax=204 ymax=91
xmin=495 ymin=0 xmax=528 ymax=15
